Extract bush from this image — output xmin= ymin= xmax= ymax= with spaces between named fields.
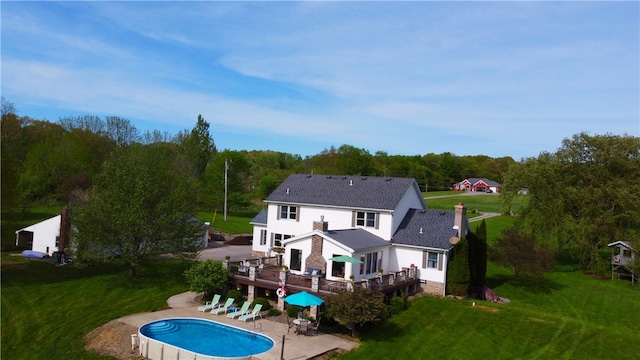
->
xmin=389 ymin=296 xmax=406 ymax=315
xmin=183 ymin=260 xmax=228 ymax=298
xmin=267 ymin=308 xmax=282 ymax=317
xmin=226 ymin=289 xmax=243 ymax=302
xmin=286 ymin=305 xmax=303 ymax=318
xmin=251 ymin=296 xmax=271 ymax=310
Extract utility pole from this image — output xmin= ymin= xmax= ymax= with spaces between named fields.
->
xmin=224 ymin=159 xmax=228 ymax=222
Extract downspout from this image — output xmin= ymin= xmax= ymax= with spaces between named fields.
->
xmin=442 ymin=249 xmax=449 ymax=297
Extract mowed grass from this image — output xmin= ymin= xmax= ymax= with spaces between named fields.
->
xmin=425 ymin=192 xmax=528 ymax=215
xmin=1 ymin=254 xmax=195 ymax=360
xmin=196 ymin=210 xmax=257 ymax=234
xmin=341 ymin=215 xmax=640 ymax=359
xmin=344 ymin=274 xmax=639 ymax=359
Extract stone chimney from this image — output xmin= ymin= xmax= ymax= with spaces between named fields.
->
xmin=59 ymin=206 xmax=71 ymax=251
xmin=454 ymin=202 xmax=467 ymax=239
xmin=305 ymin=217 xmax=328 ymax=272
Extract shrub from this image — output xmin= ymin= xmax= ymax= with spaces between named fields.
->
xmin=226 ymin=289 xmax=243 ymax=302
xmin=389 ymin=296 xmax=405 ymax=315
xmin=251 ymin=296 xmax=271 ymax=310
xmin=446 ymin=236 xmax=471 ymax=296
xmin=183 ymin=260 xmax=228 ymax=298
xmin=286 ymin=305 xmax=303 ymax=318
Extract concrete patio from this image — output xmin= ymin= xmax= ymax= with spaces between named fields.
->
xmin=117 ymin=291 xmax=359 ymax=360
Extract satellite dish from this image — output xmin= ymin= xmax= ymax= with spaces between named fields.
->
xmin=449 ymin=236 xmax=459 ymax=244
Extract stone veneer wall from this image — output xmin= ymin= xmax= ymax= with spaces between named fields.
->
xmin=305 ymin=220 xmax=329 ymax=273
xmin=421 ymin=281 xmax=445 ymax=296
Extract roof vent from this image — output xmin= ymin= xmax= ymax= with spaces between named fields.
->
xmin=349 ymin=179 xmax=353 ymax=186
xmin=286 ymin=188 xmax=290 ymax=194
xmin=419 ymin=227 xmax=423 ymax=234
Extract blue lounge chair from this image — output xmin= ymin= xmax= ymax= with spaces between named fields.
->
xmin=238 ymin=304 xmax=263 ymax=322
xmin=227 ymin=301 xmax=251 ymax=319
xmin=197 ymin=294 xmax=221 ymax=312
xmin=211 ymin=298 xmax=235 ymax=315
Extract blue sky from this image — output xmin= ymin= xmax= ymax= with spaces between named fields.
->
xmin=2 ymin=1 xmax=638 ymax=160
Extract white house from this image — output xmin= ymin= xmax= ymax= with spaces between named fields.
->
xmin=251 ymin=174 xmax=470 ymax=296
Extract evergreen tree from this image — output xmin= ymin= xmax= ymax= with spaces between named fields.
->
xmin=446 ymin=236 xmax=470 ymax=296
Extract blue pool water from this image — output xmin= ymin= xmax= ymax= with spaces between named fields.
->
xmin=139 ymin=318 xmax=274 ymax=358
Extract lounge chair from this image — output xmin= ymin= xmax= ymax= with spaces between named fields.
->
xmin=197 ymin=294 xmax=221 ymax=312
xmin=211 ymin=297 xmax=235 ymax=315
xmin=238 ymin=304 xmax=263 ymax=322
xmin=227 ymin=301 xmax=251 ymax=319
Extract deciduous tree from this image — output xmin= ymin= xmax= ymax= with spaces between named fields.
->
xmin=324 ymin=286 xmax=387 ymax=337
xmin=502 ymin=132 xmax=640 ymax=273
xmin=490 ymin=227 xmax=555 ymax=283
xmin=72 ymin=144 xmax=204 ymax=277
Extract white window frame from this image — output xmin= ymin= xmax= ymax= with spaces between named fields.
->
xmin=279 ymin=205 xmax=298 ymax=220
xmin=355 ymin=211 xmax=377 ymax=228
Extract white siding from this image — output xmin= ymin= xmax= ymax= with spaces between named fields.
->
xmin=17 ymin=215 xmax=61 ymax=255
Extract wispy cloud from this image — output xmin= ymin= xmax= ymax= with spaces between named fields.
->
xmin=1 ymin=1 xmax=637 ymax=159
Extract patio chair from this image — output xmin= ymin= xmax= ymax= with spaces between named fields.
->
xmin=287 ymin=317 xmax=296 ymax=334
xmin=238 ymin=304 xmax=263 ymax=322
xmin=211 ymin=297 xmax=235 ymax=315
xmin=309 ymin=319 xmax=320 ymax=335
xmin=227 ymin=301 xmax=251 ymax=319
xmin=197 ymin=294 xmax=221 ymax=312
xmin=296 ymin=320 xmax=309 ymax=336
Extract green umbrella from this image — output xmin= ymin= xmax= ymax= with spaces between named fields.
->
xmin=329 ymin=255 xmax=363 ymax=263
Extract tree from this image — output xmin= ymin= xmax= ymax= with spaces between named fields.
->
xmin=502 ymin=132 xmax=640 ymax=273
xmin=490 ymin=227 xmax=555 ymax=283
xmin=183 ymin=260 xmax=229 ymax=298
xmin=473 ymin=219 xmax=488 ymax=288
xmin=324 ymin=286 xmax=387 ymax=337
xmin=177 ymin=114 xmax=216 ymax=179
xmin=446 ymin=236 xmax=471 ymax=296
xmin=71 ymin=144 xmax=204 ymax=277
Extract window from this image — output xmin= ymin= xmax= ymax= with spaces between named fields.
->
xmin=290 ymin=249 xmax=302 ymax=271
xmin=427 ymin=252 xmax=438 ymax=268
xmin=55 ymin=236 xmax=60 ymax=247
xmin=272 ymin=233 xmax=292 ymax=247
xmin=279 ymin=205 xmax=297 ymax=220
xmin=364 ymin=252 xmax=379 ymax=274
xmin=355 ymin=211 xmax=377 ymax=228
xmin=423 ymin=251 xmax=442 ymax=270
xmin=260 ymin=229 xmax=267 ymax=245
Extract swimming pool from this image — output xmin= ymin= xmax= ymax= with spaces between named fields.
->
xmin=138 ymin=318 xmax=274 ymax=360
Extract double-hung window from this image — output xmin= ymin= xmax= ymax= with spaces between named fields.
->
xmin=354 ymin=211 xmax=378 ymax=228
xmin=272 ymin=233 xmax=292 ymax=247
xmin=423 ymin=251 xmax=442 ymax=270
xmin=279 ymin=205 xmax=298 ymax=220
xmin=259 ymin=229 xmax=267 ymax=245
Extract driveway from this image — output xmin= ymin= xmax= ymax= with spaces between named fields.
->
xmin=198 ymin=241 xmax=253 ymax=262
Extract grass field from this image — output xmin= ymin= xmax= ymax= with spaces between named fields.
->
xmin=1 ymin=254 xmax=195 ymax=360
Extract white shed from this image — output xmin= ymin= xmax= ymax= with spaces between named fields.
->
xmin=15 ymin=215 xmax=62 ymax=255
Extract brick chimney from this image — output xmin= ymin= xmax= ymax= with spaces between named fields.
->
xmin=305 ymin=216 xmax=328 ymax=272
xmin=454 ymin=202 xmax=467 ymax=239
xmin=59 ymin=206 xmax=71 ymax=251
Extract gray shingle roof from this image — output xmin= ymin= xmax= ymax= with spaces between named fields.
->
xmin=392 ymin=208 xmax=458 ymax=250
xmin=326 ymin=229 xmax=390 ymax=252
xmin=265 ymin=174 xmax=418 ymax=210
xmin=250 ymin=209 xmax=268 ymax=225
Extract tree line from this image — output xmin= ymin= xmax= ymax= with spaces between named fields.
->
xmin=1 ymin=98 xmax=515 ymax=216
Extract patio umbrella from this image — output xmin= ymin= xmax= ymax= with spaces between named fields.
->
xmin=284 ymin=291 xmax=325 ymax=307
xmin=329 ymin=255 xmax=363 ymax=264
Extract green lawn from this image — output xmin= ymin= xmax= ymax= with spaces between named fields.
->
xmin=195 ymin=209 xmax=258 ymax=234
xmin=425 ymin=192 xmax=528 ymax=215
xmin=1 ymin=254 xmax=195 ymax=360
